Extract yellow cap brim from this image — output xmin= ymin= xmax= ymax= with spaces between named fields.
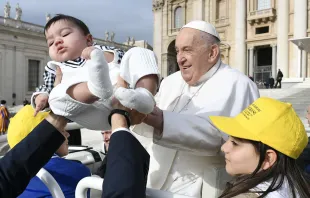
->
xmin=209 ymin=116 xmax=259 ymax=142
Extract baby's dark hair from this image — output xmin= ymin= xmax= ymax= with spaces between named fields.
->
xmin=44 ymin=14 xmax=90 ymax=36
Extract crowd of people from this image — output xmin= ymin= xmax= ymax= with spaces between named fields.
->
xmin=0 ymin=14 xmax=309 ymax=198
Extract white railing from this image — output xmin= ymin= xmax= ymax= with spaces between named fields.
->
xmin=36 ymin=168 xmax=65 ymax=198
xmin=65 ymin=122 xmax=84 ymax=130
xmin=75 ymin=176 xmax=196 ymax=198
xmin=254 ymin=65 xmax=272 ymax=73
xmin=0 ymin=16 xmax=44 ymax=33
xmin=247 ymin=8 xmax=276 ymax=24
xmin=0 ymin=16 xmax=133 ymax=51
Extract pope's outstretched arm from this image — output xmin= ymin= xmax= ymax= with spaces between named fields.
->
xmin=133 ymin=76 xmax=259 ymax=155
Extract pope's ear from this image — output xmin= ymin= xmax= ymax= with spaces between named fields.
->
xmin=209 ymin=44 xmax=219 ymax=62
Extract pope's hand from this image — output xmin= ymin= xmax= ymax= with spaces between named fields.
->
xmin=130 ymin=109 xmax=147 ymax=125
xmin=144 ymin=106 xmax=164 ymax=133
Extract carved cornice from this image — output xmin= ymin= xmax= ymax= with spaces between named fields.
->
xmin=153 ymin=0 xmax=164 ymax=11
xmin=247 ymin=8 xmax=276 ymax=25
xmin=220 ymin=42 xmax=231 ymax=50
xmin=168 ymin=0 xmax=186 ymax=5
xmin=270 ymin=43 xmax=277 ymax=48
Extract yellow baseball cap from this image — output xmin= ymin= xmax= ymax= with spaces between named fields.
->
xmin=7 ymin=105 xmax=49 ymax=148
xmin=209 ymin=97 xmax=308 ymax=159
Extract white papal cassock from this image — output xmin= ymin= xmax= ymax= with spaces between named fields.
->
xmin=133 ymin=59 xmax=260 ymax=198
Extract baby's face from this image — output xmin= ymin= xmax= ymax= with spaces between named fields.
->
xmin=45 ymin=20 xmax=90 ymax=62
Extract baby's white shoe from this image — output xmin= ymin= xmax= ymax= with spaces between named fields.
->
xmin=114 ymin=87 xmax=155 ymax=114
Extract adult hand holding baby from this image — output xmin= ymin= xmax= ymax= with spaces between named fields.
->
xmin=54 ymin=66 xmax=63 ymax=86
xmin=81 ymin=46 xmax=96 ymax=60
xmin=34 ymin=94 xmax=49 ymax=116
xmin=34 ymin=66 xmax=62 ymax=116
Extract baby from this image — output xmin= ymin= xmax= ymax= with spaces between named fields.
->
xmin=31 ymin=14 xmax=159 ymax=130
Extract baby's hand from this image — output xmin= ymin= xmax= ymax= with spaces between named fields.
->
xmin=81 ymin=46 xmax=97 ymax=60
xmin=34 ymin=94 xmax=49 ymax=116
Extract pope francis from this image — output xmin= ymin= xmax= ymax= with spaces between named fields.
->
xmin=133 ymin=20 xmax=260 ymax=198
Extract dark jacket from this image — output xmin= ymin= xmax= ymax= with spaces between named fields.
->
xmin=0 ymin=120 xmax=65 ymax=198
xmin=268 ymin=77 xmax=275 ymax=85
xmin=277 ymin=71 xmax=283 ymax=80
xmin=102 ymin=130 xmax=150 ymax=198
xmin=96 ymin=156 xmax=107 ymax=178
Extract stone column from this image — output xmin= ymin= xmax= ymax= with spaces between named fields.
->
xmin=193 ymin=0 xmax=205 ymax=20
xmin=15 ymin=47 xmax=25 ymax=104
xmin=152 ymin=0 xmax=164 ymax=76
xmin=0 ymin=51 xmax=2 ymax=99
xmin=235 ymin=0 xmax=246 ymax=74
xmin=248 ymin=47 xmax=254 ymax=77
xmin=254 ymin=49 xmax=257 ymax=76
xmin=293 ymin=0 xmax=307 ymax=78
xmin=276 ymin=0 xmax=289 ymax=78
xmin=271 ymin=44 xmax=277 ymax=78
xmin=205 ymin=0 xmax=210 ymax=21
xmin=3 ymin=45 xmax=14 ymax=104
xmin=302 ymin=50 xmax=307 ymax=78
xmin=161 ymin=53 xmax=168 ymax=77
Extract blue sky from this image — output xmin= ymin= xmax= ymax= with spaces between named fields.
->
xmin=0 ymin=0 xmax=154 ymax=45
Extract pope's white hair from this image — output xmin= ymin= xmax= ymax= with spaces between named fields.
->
xmin=199 ymin=31 xmax=220 ymax=46
xmin=198 ymin=31 xmax=221 ymax=59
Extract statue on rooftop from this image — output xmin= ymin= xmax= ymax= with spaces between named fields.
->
xmin=4 ymin=2 xmax=11 ymax=18
xmin=110 ymin=32 xmax=115 ymax=42
xmin=131 ymin=37 xmax=135 ymax=45
xmin=46 ymin=13 xmax=51 ymax=22
xmin=15 ymin=3 xmax=22 ymax=20
xmin=105 ymin=31 xmax=109 ymax=41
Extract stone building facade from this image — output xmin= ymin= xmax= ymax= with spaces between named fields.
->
xmin=153 ymin=0 xmax=310 ymax=85
xmin=0 ymin=3 xmax=151 ymax=105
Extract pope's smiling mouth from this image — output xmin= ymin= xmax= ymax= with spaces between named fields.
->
xmin=182 ymin=66 xmax=192 ymax=70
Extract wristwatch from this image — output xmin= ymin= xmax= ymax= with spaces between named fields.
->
xmin=108 ymin=109 xmax=131 ymax=127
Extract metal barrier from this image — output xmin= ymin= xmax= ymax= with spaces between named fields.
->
xmin=36 ymin=168 xmax=65 ymax=198
xmin=65 ymin=122 xmax=84 ymax=130
xmin=75 ymin=176 xmax=195 ymax=198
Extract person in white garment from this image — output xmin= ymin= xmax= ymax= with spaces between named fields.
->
xmin=132 ymin=20 xmax=260 ymax=198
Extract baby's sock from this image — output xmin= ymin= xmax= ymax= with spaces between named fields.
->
xmin=87 ymin=49 xmax=113 ymax=99
xmin=114 ymin=87 xmax=155 ymax=114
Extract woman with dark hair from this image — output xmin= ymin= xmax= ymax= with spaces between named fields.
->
xmin=210 ymin=97 xmax=310 ymax=198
